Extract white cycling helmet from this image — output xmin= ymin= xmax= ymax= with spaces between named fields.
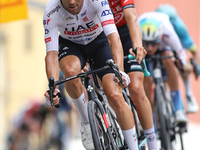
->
xmin=140 ymin=18 xmax=163 ymax=42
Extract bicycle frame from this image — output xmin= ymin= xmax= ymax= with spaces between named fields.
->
xmin=49 ymin=59 xmax=126 ymax=150
xmin=49 ymin=55 xmax=150 ymax=150
xmin=84 ymin=76 xmax=118 ymax=150
xmin=87 ymin=58 xmax=148 ymax=150
xmin=147 ymin=54 xmax=181 ymax=150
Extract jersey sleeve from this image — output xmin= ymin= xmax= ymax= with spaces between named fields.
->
xmin=43 ymin=10 xmax=59 ymax=52
xmin=120 ymin=0 xmax=135 ymax=10
xmin=162 ymin=18 xmax=187 ymax=64
xmin=172 ymin=16 xmax=197 ymax=51
xmin=90 ymin=0 xmax=118 ymax=36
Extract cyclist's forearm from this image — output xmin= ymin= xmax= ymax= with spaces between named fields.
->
xmin=45 ymin=51 xmax=60 ymax=84
xmin=123 ymin=8 xmax=142 ymax=47
xmin=107 ymin=32 xmax=124 ymax=71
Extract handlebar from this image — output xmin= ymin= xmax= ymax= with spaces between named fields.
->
xmin=190 ymin=58 xmax=199 ymax=79
xmin=48 ymin=59 xmax=124 ymax=108
xmin=173 ymin=51 xmax=184 ymax=73
xmin=145 ymin=51 xmax=185 ymax=73
xmin=106 ymin=59 xmax=124 ymax=85
xmin=124 ymin=47 xmax=150 ymax=77
xmin=48 ymin=77 xmax=61 ymax=108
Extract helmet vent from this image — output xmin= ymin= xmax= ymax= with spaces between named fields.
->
xmin=152 ymin=31 xmax=155 ymax=38
xmin=147 ymin=27 xmax=150 ymax=36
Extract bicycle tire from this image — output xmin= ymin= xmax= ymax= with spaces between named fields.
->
xmin=160 ymin=86 xmax=177 ymax=143
xmin=88 ymin=100 xmax=117 ymax=150
xmin=154 ymin=85 xmax=172 ymax=150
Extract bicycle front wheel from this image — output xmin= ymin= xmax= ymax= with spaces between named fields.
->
xmin=88 ymin=100 xmax=117 ymax=150
xmin=154 ymin=85 xmax=172 ymax=150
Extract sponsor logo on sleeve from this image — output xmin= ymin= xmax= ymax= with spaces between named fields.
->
xmin=101 ymin=19 xmax=115 ymax=26
xmin=101 ymin=0 xmax=109 ymax=6
xmin=47 ymin=5 xmax=61 ymax=17
xmin=43 ymin=19 xmax=51 ymax=25
xmin=101 ymin=10 xmax=113 ymax=17
xmin=45 ymin=37 xmax=51 ymax=43
xmin=45 ymin=29 xmax=49 ymax=34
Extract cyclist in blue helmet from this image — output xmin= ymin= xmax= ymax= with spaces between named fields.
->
xmin=156 ymin=4 xmax=199 ymax=113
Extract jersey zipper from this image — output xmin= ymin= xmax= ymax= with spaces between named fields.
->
xmin=76 ymin=14 xmax=86 ymax=43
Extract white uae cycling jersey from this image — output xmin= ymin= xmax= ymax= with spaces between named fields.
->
xmin=43 ymin=0 xmax=117 ymax=52
xmin=138 ymin=12 xmax=187 ymax=64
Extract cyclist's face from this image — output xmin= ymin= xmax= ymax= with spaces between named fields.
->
xmin=62 ymin=0 xmax=83 ymax=15
xmin=143 ymin=41 xmax=159 ymax=55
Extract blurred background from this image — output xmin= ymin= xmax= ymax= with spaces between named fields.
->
xmin=0 ymin=0 xmax=199 ymax=150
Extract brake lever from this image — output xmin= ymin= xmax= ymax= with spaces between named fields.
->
xmin=190 ymin=58 xmax=198 ymax=79
xmin=49 ymin=77 xmax=60 ymax=108
xmin=106 ymin=59 xmax=124 ymax=85
xmin=173 ymin=51 xmax=185 ymax=73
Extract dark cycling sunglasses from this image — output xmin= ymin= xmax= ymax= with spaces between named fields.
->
xmin=143 ymin=41 xmax=159 ymax=47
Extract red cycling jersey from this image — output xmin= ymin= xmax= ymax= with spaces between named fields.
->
xmin=108 ymin=0 xmax=135 ymax=28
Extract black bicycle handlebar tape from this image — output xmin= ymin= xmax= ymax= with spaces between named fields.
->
xmin=190 ymin=58 xmax=198 ymax=79
xmin=49 ymin=77 xmax=60 ymax=108
xmin=173 ymin=51 xmax=184 ymax=73
xmin=106 ymin=59 xmax=124 ymax=85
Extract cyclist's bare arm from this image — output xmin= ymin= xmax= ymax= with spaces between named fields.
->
xmin=107 ymin=32 xmax=124 ymax=71
xmin=45 ymin=51 xmax=59 ymax=80
xmin=44 ymin=51 xmax=60 ymax=105
xmin=123 ymin=7 xmax=146 ymax=63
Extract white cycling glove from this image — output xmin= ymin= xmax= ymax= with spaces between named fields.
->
xmin=178 ymin=49 xmax=187 ymax=65
xmin=120 ymin=71 xmax=130 ymax=86
xmin=113 ymin=71 xmax=130 ymax=86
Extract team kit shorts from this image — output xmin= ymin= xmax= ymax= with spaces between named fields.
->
xmin=58 ymin=32 xmax=114 ymax=80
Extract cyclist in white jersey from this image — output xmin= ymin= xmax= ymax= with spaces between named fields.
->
xmin=138 ymin=12 xmax=189 ymax=126
xmin=43 ymin=0 xmax=139 ymax=149
xmin=156 ymin=4 xmax=199 ymax=113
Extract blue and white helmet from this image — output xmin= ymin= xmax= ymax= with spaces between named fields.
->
xmin=140 ymin=18 xmax=163 ymax=42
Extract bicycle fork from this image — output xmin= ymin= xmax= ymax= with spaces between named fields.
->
xmin=84 ymin=76 xmax=117 ymax=150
